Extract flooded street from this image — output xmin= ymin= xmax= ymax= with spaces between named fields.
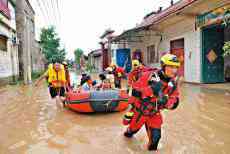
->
xmin=0 ymin=77 xmax=230 ymax=154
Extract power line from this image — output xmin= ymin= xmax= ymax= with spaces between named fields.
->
xmin=40 ymin=0 xmax=54 ymax=25
xmin=50 ymin=0 xmax=58 ymax=27
xmin=46 ymin=0 xmax=57 ymax=26
xmin=32 ymin=0 xmax=49 ymax=24
xmin=56 ymin=0 xmax=62 ymax=25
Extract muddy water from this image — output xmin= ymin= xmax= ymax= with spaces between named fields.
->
xmin=0 ymin=75 xmax=230 ymax=154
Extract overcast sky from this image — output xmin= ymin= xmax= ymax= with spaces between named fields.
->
xmin=29 ymin=0 xmax=180 ymax=59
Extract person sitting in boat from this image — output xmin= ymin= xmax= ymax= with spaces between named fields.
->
xmin=99 ymin=73 xmax=106 ymax=83
xmin=62 ymin=61 xmax=71 ymax=90
xmin=80 ymin=73 xmax=88 ymax=86
xmin=94 ymin=73 xmax=106 ymax=90
xmin=96 ymin=78 xmax=112 ymax=90
xmin=81 ymin=75 xmax=97 ymax=91
xmin=101 ymin=79 xmax=112 ymax=90
xmin=105 ymin=67 xmax=115 ymax=89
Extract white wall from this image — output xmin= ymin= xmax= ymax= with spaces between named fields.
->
xmin=8 ymin=2 xmax=16 ymax=30
xmin=126 ymin=17 xmax=202 ymax=83
xmin=158 ymin=18 xmax=201 ymax=83
xmin=0 ymin=25 xmax=18 ymax=79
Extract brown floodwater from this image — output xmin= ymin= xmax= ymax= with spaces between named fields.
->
xmin=0 ymin=74 xmax=230 ymax=154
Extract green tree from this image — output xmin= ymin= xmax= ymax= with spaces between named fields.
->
xmin=40 ymin=26 xmax=66 ymax=63
xmin=74 ymin=48 xmax=83 ymax=64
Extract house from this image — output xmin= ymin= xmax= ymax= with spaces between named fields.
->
xmin=113 ymin=0 xmax=230 ymax=83
xmin=88 ymin=49 xmax=103 ymax=72
xmin=0 ymin=0 xmax=18 ymax=85
xmin=100 ymin=29 xmax=133 ymax=72
xmin=100 ymin=29 xmax=115 ymax=70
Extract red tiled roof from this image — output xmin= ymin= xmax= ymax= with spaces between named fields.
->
xmin=138 ymin=0 xmax=198 ymax=28
xmin=0 ymin=0 xmax=11 ymax=19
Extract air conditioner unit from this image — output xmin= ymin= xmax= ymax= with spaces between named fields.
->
xmin=12 ymin=37 xmax=19 ymax=45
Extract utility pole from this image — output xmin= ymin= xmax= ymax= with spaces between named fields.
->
xmin=16 ymin=0 xmax=34 ymax=84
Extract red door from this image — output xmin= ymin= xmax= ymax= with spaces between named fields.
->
xmin=103 ymin=49 xmax=109 ymax=70
xmin=170 ymin=39 xmax=184 ymax=77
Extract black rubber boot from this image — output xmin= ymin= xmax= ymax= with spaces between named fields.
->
xmin=124 ymin=129 xmax=134 ymax=138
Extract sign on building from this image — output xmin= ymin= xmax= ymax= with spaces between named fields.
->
xmin=196 ymin=4 xmax=230 ymax=28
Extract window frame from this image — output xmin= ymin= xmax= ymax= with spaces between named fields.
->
xmin=147 ymin=45 xmax=158 ymax=64
xmin=0 ymin=35 xmax=8 ymax=52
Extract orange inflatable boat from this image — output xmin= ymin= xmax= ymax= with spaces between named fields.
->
xmin=65 ymin=90 xmax=129 ymax=113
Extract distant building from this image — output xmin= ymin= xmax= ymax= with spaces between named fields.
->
xmin=88 ymin=49 xmax=103 ymax=72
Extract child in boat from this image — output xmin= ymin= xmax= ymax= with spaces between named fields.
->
xmin=101 ymin=78 xmax=112 ymax=90
xmin=81 ymin=75 xmax=93 ymax=91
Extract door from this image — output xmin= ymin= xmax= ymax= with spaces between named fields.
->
xmin=116 ymin=48 xmax=132 ymax=73
xmin=132 ymin=49 xmax=143 ymax=63
xmin=102 ymin=49 xmax=109 ymax=70
xmin=202 ymin=25 xmax=224 ymax=83
xmin=170 ymin=39 xmax=184 ymax=77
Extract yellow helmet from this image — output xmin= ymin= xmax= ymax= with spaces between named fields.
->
xmin=110 ymin=62 xmax=116 ymax=67
xmin=62 ymin=61 xmax=68 ymax=66
xmin=160 ymin=54 xmax=180 ymax=67
xmin=132 ymin=59 xmax=140 ymax=67
xmin=106 ymin=67 xmax=113 ymax=72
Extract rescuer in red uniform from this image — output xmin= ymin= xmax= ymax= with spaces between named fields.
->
xmin=110 ymin=63 xmax=125 ymax=89
xmin=123 ymin=54 xmax=181 ymax=153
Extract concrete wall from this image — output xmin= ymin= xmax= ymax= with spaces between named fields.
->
xmin=31 ymin=41 xmax=45 ymax=72
xmin=158 ymin=18 xmax=201 ymax=83
xmin=94 ymin=56 xmax=102 ymax=72
xmin=16 ymin=0 xmax=35 ymax=84
xmin=0 ymin=2 xmax=18 ymax=84
xmin=88 ymin=53 xmax=103 ymax=72
xmin=126 ymin=17 xmax=201 ymax=83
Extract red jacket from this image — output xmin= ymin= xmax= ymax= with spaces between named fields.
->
xmin=128 ymin=66 xmax=156 ymax=86
xmin=114 ymin=67 xmax=125 ymax=80
xmin=128 ymin=69 xmax=180 ymax=129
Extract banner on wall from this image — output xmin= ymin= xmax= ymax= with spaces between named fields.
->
xmin=196 ymin=4 xmax=230 ymax=28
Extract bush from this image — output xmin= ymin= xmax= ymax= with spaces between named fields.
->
xmin=223 ymin=41 xmax=230 ymax=57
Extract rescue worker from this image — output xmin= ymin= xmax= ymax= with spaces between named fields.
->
xmin=128 ymin=59 xmax=153 ymax=87
xmin=34 ymin=62 xmax=66 ymax=107
xmin=62 ymin=61 xmax=71 ymax=90
xmin=105 ymin=67 xmax=115 ymax=89
xmin=110 ymin=63 xmax=125 ymax=89
xmin=127 ymin=59 xmax=154 ymax=95
xmin=123 ymin=54 xmax=180 ymax=152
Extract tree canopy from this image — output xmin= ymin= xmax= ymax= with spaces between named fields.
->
xmin=40 ymin=26 xmax=66 ymax=63
xmin=74 ymin=48 xmax=83 ymax=64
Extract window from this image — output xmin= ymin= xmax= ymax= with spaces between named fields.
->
xmin=147 ymin=45 xmax=158 ymax=63
xmin=0 ymin=35 xmax=7 ymax=51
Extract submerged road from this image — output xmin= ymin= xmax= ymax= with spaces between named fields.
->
xmin=0 ymin=76 xmax=230 ymax=154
